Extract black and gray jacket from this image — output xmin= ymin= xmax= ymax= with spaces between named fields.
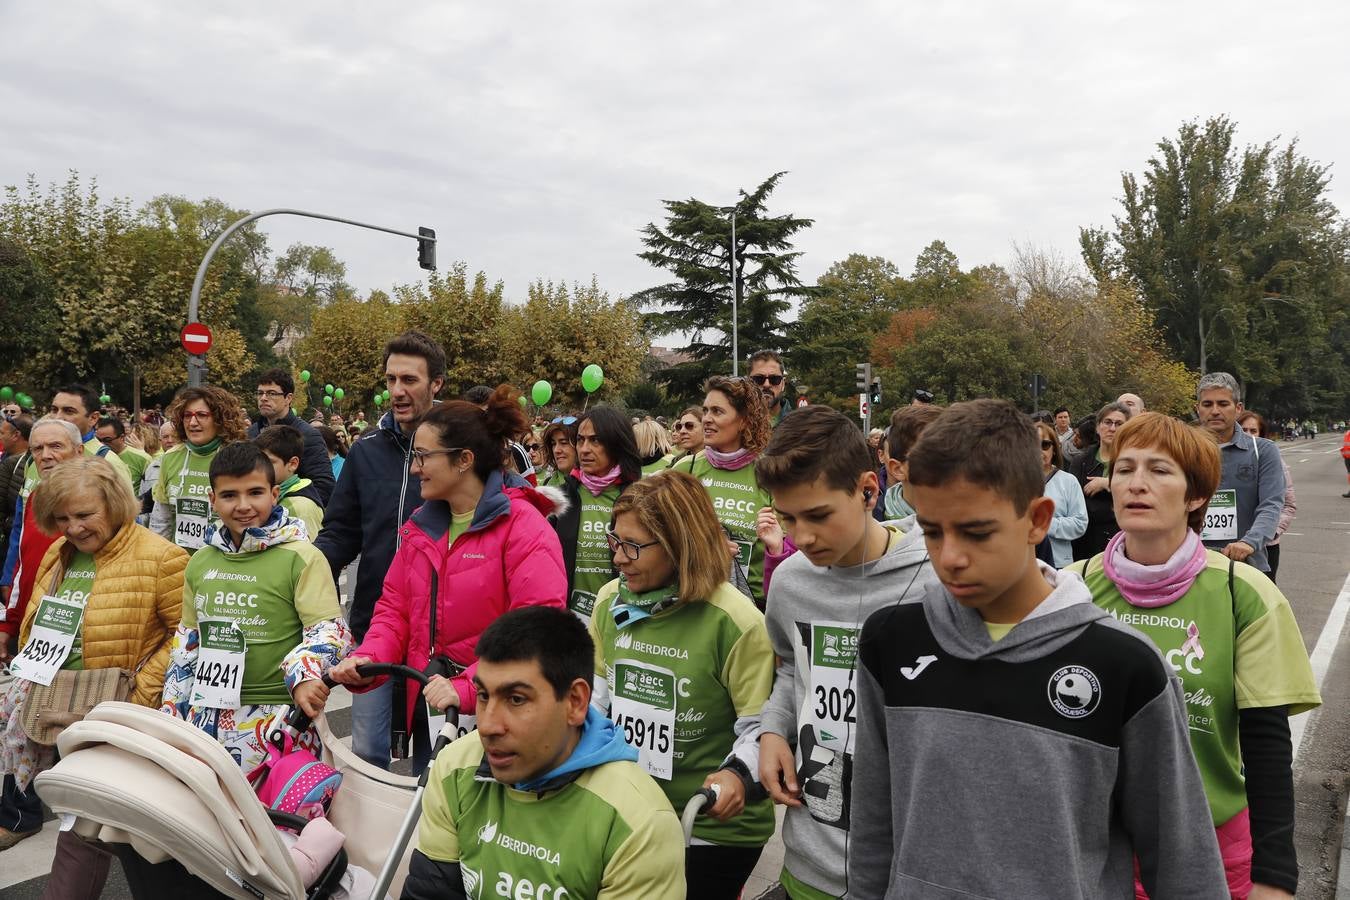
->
xmin=848 ymin=567 xmax=1227 ymax=899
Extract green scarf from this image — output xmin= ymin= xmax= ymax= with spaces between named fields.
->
xmin=186 ymin=436 xmax=223 ymax=456
xmin=610 ymin=577 xmax=681 ymax=629
xmin=277 ymin=473 xmax=300 ymax=498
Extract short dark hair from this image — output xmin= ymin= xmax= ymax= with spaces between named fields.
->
xmin=209 ymin=441 xmax=276 ymax=488
xmin=907 ymin=399 xmax=1043 ymax=514
xmin=747 ymin=349 xmax=786 ymax=375
xmin=383 ymin=330 xmax=447 ymax=384
xmin=316 ymin=424 xmax=346 ymax=457
xmin=96 ymin=417 xmax=125 ymax=437
xmin=756 ymin=405 xmax=874 ymax=494
xmin=4 ymin=414 xmax=33 ymax=440
xmin=576 ymin=406 xmax=643 ymax=484
xmin=1053 ymin=406 xmax=1070 ymax=417
xmin=1074 ymin=415 xmax=1098 ymax=446
xmin=55 ymin=384 xmax=99 ymax=416
xmin=419 ymin=385 xmax=530 ymax=482
xmin=256 ymin=368 xmax=295 ymax=396
xmin=475 ymin=607 xmax=594 ymax=700
xmin=461 ymin=385 xmax=493 ymax=405
xmin=886 ymin=404 xmax=942 ymax=461
xmin=254 ymin=424 xmax=305 ymax=466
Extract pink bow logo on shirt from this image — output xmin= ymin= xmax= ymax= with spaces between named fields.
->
xmin=1180 ymin=622 xmax=1204 ymax=660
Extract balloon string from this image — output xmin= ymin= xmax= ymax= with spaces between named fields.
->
xmin=582 ymin=394 xmax=591 ymax=412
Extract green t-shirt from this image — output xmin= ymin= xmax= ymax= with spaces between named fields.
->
xmin=590 ymin=579 xmax=776 ymax=847
xmin=52 ymin=551 xmax=97 ymax=671
xmin=448 ymin=508 xmax=475 ymax=548
xmin=640 ymin=455 xmax=674 ymax=477
xmin=682 ymin=453 xmax=772 ymax=605
xmin=154 ymin=444 xmax=218 ymax=552
xmin=182 ymin=539 xmax=340 ymax=705
xmin=1084 ymin=550 xmax=1320 ymax=824
xmin=570 ymin=485 xmax=621 ymax=624
xmin=418 ymin=731 xmax=686 ymax=900
xmin=118 ymin=445 xmax=153 ymax=493
xmin=984 ymin=620 xmax=1016 ymax=642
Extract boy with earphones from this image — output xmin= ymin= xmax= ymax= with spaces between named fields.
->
xmin=847 ymin=399 xmax=1225 ymax=898
xmin=754 ymin=405 xmax=937 ymax=900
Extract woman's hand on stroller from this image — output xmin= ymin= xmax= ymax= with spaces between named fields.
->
xmin=292 ymin=679 xmax=330 ymax=717
xmin=327 ymin=655 xmax=377 ymax=687
xmin=424 ymin=675 xmax=460 ymax=712
xmin=700 ymin=770 xmax=745 ymax=821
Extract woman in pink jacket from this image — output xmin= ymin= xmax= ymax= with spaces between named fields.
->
xmin=328 ymin=385 xmax=567 ymax=771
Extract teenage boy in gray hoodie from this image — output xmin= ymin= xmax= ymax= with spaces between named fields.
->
xmin=755 ymin=406 xmax=938 ymax=899
xmin=849 ymin=399 xmax=1226 ymax=899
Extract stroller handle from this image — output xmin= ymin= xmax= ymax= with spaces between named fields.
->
xmin=680 ymin=786 xmax=720 ymax=845
xmin=321 ymin=662 xmax=432 ymax=689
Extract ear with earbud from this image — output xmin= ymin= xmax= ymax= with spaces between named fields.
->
xmin=863 ymin=489 xmax=874 ymax=503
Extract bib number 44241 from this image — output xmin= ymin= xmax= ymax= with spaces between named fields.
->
xmin=191 ymin=619 xmax=245 ymax=708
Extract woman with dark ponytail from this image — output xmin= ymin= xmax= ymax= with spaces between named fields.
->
xmin=328 ymin=385 xmax=568 ymax=771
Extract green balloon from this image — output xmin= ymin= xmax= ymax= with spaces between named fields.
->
xmin=100 ymin=394 xmax=111 ymax=405
xmin=322 ymin=395 xmax=333 ymax=407
xmin=324 ymin=383 xmax=334 ymax=395
xmin=531 ymin=380 xmax=553 ymax=406
xmin=0 ymin=387 xmax=12 ymax=402
xmin=581 ymin=364 xmax=604 ymax=393
xmin=382 ymin=390 xmax=390 ymax=402
xmin=17 ymin=394 xmax=31 ymax=408
xmin=300 ymin=370 xmax=311 ymax=382
xmin=334 ymin=388 xmax=345 ymax=401
xmin=518 ymin=395 xmax=528 ymax=409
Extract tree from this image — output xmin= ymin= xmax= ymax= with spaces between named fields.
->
xmin=1081 ymin=116 xmax=1350 ymax=418
xmin=633 ymin=172 xmax=815 ymax=395
xmin=295 ymin=292 xmax=402 ymax=410
xmin=395 ymin=262 xmax=507 ymax=393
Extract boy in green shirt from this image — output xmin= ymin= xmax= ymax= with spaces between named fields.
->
xmin=405 ymin=606 xmax=685 ymax=900
xmin=254 ymin=424 xmax=325 ymax=539
xmin=160 ymin=441 xmax=351 ymax=776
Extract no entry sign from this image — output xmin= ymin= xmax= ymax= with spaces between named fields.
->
xmin=180 ymin=322 xmax=213 ymax=355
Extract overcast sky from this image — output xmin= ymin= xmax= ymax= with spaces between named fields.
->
xmin=3 ymin=2 xmax=1347 ymax=325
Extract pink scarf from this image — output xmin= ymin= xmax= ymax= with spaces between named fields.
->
xmin=573 ymin=464 xmax=623 ymax=496
xmin=703 ymin=445 xmax=757 ymax=471
xmin=1101 ymin=529 xmax=1208 ymax=608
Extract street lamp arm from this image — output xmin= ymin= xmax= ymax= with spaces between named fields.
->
xmin=186 ymin=207 xmax=437 ymax=386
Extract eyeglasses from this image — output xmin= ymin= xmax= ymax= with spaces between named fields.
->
xmin=411 ymin=446 xmax=465 ymax=467
xmin=1040 ymin=440 xmax=1056 ymax=450
xmin=605 ymin=529 xmax=660 ymax=561
xmin=551 ymin=416 xmax=578 ymax=425
xmin=182 ymin=411 xmax=213 ymax=422
xmin=255 ymin=390 xmax=288 ymax=399
xmin=673 ymin=421 xmax=698 ymax=431
xmin=749 ymin=374 xmax=784 ymax=387
xmin=98 ymin=434 xmax=121 ymax=445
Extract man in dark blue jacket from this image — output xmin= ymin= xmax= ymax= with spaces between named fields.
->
xmin=248 ymin=367 xmax=336 ymax=506
xmin=315 ymin=331 xmax=446 ymax=768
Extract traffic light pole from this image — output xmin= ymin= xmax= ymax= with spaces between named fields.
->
xmin=186 ymin=208 xmax=437 ymax=386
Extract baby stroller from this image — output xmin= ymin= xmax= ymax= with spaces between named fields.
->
xmin=34 ymin=664 xmax=452 ymax=900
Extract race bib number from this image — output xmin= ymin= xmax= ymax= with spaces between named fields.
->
xmin=10 ymin=595 xmax=85 ymax=686
xmin=732 ymin=538 xmax=753 ymax=568
xmin=192 ymin=619 xmax=245 ymax=709
xmin=426 ymin=697 xmax=477 ymax=742
xmin=1201 ymin=489 xmax=1238 ymax=542
xmin=569 ymin=589 xmax=596 ymax=626
xmin=175 ymin=497 xmax=210 ymax=550
xmin=805 ymin=622 xmax=860 ymax=754
xmin=610 ymin=658 xmax=676 ymax=780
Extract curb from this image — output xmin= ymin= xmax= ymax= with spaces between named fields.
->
xmin=1338 ymin=800 xmax=1350 ymax=900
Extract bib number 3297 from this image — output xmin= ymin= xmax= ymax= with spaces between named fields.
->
xmin=10 ymin=595 xmax=85 ymax=686
xmin=610 ymin=658 xmax=676 ymax=780
xmin=1200 ymin=489 xmax=1238 ymax=542
xmin=192 ymin=619 xmax=246 ymax=708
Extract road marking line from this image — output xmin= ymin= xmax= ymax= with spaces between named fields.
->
xmin=1292 ymin=568 xmax=1350 ymax=761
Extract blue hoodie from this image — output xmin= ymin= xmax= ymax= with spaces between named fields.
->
xmin=513 ymin=706 xmax=637 ymax=793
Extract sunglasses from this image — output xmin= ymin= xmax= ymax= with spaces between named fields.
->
xmin=1040 ymin=440 xmax=1056 ymax=450
xmin=551 ymin=416 xmax=578 ymax=425
xmin=673 ymin=421 xmax=698 ymax=431
xmin=749 ymin=374 xmax=784 ymax=386
xmin=525 ymin=443 xmax=542 ymax=451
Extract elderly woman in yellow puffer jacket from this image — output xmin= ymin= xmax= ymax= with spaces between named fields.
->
xmin=0 ymin=456 xmax=185 ymax=895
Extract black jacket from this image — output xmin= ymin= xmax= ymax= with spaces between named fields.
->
xmin=248 ymin=412 xmax=336 ymax=505
xmin=0 ymin=451 xmax=27 ymax=552
xmin=313 ymin=413 xmax=423 ymax=640
xmin=1069 ymin=447 xmax=1116 ymax=559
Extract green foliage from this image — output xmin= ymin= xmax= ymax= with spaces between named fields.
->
xmin=633 ymin=172 xmax=816 ymax=385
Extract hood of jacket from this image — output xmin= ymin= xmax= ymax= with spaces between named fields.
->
xmin=204 ymin=505 xmax=308 ymax=554
xmin=473 ymin=706 xmax=637 ymax=795
xmin=408 ymin=469 xmax=566 ymax=541
xmin=921 ymin=563 xmax=1107 ymax=663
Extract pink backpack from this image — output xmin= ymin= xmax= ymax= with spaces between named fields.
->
xmin=249 ymin=732 xmax=343 ymax=821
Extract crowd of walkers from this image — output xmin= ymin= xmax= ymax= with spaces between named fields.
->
xmin=0 ymin=330 xmax=1336 ymax=899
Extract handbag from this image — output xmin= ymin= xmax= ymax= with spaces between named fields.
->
xmin=17 ymin=557 xmax=135 ymax=746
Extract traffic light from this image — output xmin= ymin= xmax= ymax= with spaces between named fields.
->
xmin=855 ymin=362 xmax=871 ymax=394
xmin=417 ymin=226 xmax=437 ymax=271
xmin=869 ymin=378 xmax=882 ymax=407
